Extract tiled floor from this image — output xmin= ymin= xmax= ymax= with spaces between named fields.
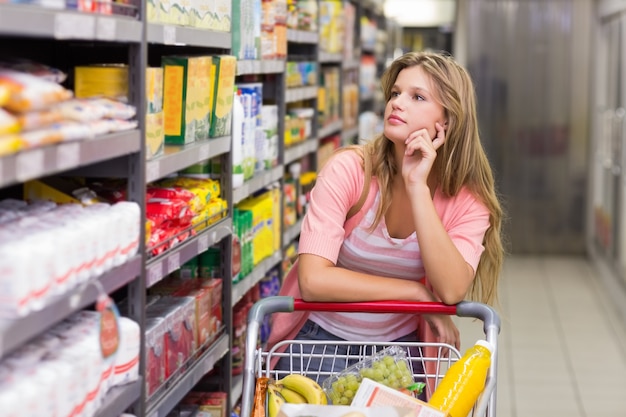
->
xmin=453 ymin=256 xmax=626 ymax=417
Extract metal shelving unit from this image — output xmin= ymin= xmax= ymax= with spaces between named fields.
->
xmin=232 ymin=165 xmax=284 ymax=204
xmin=231 ymin=250 xmax=282 ymax=306
xmin=94 ymin=380 xmax=143 ymax=417
xmin=146 ymin=217 xmax=233 ymax=287
xmin=0 ymin=130 xmax=141 ymax=188
xmin=0 ymin=4 xmax=142 ymax=41
xmin=318 ymin=119 xmax=344 ymax=139
xmin=283 ymin=217 xmax=303 ymax=250
xmin=0 ymin=255 xmax=142 ymax=358
xmin=284 ymin=138 xmax=319 ymax=166
xmin=236 ymin=59 xmax=286 ymax=76
xmin=285 ymin=85 xmax=318 ymax=103
xmin=146 ymin=136 xmax=231 ymax=183
xmin=147 ymin=23 xmax=231 ymax=48
xmin=145 ymin=334 xmax=230 ymax=417
xmin=286 ymin=29 xmax=319 ymax=44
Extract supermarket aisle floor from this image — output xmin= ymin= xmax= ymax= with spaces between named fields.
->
xmin=453 ymin=256 xmax=626 ymax=417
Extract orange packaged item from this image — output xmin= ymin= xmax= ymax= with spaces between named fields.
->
xmin=0 ymin=69 xmax=72 ymax=112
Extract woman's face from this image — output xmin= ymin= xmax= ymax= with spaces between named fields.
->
xmin=383 ymin=65 xmax=447 ymax=144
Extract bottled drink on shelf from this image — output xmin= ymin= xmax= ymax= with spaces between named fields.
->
xmin=428 ymin=339 xmax=494 ymax=417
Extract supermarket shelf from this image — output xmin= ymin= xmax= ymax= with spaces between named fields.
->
xmin=286 ymin=29 xmax=318 ymax=44
xmin=0 ymin=4 xmax=142 ymax=42
xmin=236 ymin=59 xmax=285 ymax=76
xmin=318 ymin=52 xmax=343 ymax=64
xmin=146 ymin=136 xmax=231 ymax=183
xmin=284 ymin=138 xmax=318 ymax=165
xmin=0 ymin=254 xmax=141 ymax=359
xmin=362 ymin=0 xmax=384 ymax=14
xmin=146 ymin=217 xmax=233 ymax=288
xmin=0 ymin=130 xmax=141 ymax=189
xmin=147 ymin=23 xmax=231 ymax=48
xmin=233 ymin=165 xmax=284 ymax=204
xmin=94 ymin=379 xmax=142 ymax=417
xmin=282 ymin=217 xmax=303 ymax=248
xmin=232 ymin=250 xmax=282 ymax=306
xmin=342 ymin=126 xmax=359 ymax=143
xmin=146 ymin=334 xmax=230 ymax=417
xmin=231 ymin=374 xmax=243 ymax=408
xmin=318 ymin=120 xmax=343 ymax=139
xmin=342 ymin=58 xmax=360 ymax=71
xmin=286 ymin=86 xmax=318 ymax=103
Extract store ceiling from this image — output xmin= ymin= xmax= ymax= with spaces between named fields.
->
xmin=384 ymin=0 xmax=457 ymax=27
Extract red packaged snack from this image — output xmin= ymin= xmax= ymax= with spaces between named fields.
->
xmin=145 ymin=318 xmax=167 ymax=397
xmin=173 ymin=281 xmax=212 ymax=348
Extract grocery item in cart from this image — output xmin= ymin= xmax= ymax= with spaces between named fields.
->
xmin=428 ymin=340 xmax=493 ymax=417
xmin=321 ymin=345 xmax=415 ymax=405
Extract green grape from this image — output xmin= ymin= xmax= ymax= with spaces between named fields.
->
xmin=339 ymin=396 xmax=350 ymax=405
xmin=347 ymin=380 xmax=360 ymax=392
xmin=383 ymin=355 xmax=396 ymax=366
xmin=344 ymin=389 xmax=354 ymax=399
xmin=396 ymin=360 xmax=408 ymax=370
xmin=333 ymin=381 xmax=345 ymax=393
xmin=372 ymin=368 xmax=384 ymax=381
xmin=400 ymin=375 xmax=413 ymax=387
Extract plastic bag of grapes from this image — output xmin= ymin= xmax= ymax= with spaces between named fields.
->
xmin=322 ymin=346 xmax=415 ymax=405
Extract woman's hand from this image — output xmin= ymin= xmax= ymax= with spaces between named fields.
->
xmin=401 ymin=122 xmax=446 ymax=186
xmin=423 ymin=313 xmax=460 ymax=352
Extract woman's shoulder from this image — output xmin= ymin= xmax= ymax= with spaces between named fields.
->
xmin=319 ymin=146 xmax=364 ymax=178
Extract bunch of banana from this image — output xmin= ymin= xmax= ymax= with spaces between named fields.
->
xmin=267 ymin=374 xmax=328 ymax=417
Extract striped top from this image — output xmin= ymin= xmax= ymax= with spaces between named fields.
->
xmin=298 ymin=150 xmax=490 ymax=342
xmin=309 ymin=192 xmax=424 ymax=341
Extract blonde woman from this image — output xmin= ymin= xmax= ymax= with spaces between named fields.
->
xmin=270 ymin=51 xmax=504 ymax=379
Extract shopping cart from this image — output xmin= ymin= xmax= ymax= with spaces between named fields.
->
xmin=240 ymin=296 xmax=501 ymax=417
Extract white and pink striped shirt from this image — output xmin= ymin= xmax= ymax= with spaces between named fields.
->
xmin=309 ymin=192 xmax=424 ymax=341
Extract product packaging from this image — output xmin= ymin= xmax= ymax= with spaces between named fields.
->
xmin=209 ymin=55 xmax=237 ymax=138
xmin=162 ymin=56 xmax=213 ymax=145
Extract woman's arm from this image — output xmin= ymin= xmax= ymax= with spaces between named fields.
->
xmin=297 ymin=253 xmax=436 ymax=303
xmin=409 ymin=184 xmax=477 ymax=305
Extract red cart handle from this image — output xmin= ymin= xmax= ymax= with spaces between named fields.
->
xmin=292 ymin=299 xmax=458 ymax=315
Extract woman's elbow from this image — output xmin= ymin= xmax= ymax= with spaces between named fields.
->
xmin=297 ymin=271 xmax=318 ymax=301
xmin=437 ymin=287 xmax=468 ymax=305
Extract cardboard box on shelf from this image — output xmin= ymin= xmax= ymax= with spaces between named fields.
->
xmin=162 ymin=55 xmax=213 ymax=145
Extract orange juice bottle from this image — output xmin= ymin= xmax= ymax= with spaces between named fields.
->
xmin=428 ymin=340 xmax=494 ymax=417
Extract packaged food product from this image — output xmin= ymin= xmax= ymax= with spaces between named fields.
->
xmin=322 ymin=345 xmax=415 ymax=405
xmin=0 ymin=69 xmax=72 ymax=112
xmin=0 ymin=108 xmax=19 ymax=135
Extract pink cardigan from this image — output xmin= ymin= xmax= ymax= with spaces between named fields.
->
xmin=266 ymin=150 xmax=490 ymax=394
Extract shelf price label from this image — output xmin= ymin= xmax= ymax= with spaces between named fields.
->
xmin=198 ymin=234 xmax=210 ymax=253
xmin=163 ymin=25 xmax=176 ymax=45
xmin=147 ymin=262 xmax=163 ymax=287
xmin=54 ymin=13 xmax=96 ymax=39
xmin=198 ymin=143 xmax=210 ymax=161
xmin=146 ymin=160 xmax=160 ymax=183
xmin=96 ymin=17 xmax=117 ymax=41
xmin=56 ymin=142 xmax=81 ymax=172
xmin=167 ymin=252 xmax=180 ymax=274
xmin=15 ymin=149 xmax=45 ymax=182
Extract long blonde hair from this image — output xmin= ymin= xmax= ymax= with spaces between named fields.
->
xmin=358 ymin=51 xmax=504 ymax=306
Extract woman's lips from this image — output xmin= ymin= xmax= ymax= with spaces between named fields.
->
xmin=388 ymin=114 xmax=405 ymax=124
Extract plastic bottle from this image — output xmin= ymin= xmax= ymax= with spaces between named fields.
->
xmin=428 ymin=340 xmax=493 ymax=417
xmin=231 ymin=88 xmax=245 ymax=188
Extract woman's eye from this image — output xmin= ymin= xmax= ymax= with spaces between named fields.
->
xmin=414 ymin=95 xmax=425 ymax=101
xmin=391 ymin=91 xmax=400 ymax=97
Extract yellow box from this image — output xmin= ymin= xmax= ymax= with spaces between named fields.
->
xmin=162 ymin=55 xmax=213 ymax=145
xmin=209 ymin=55 xmax=236 ymax=138
xmin=146 ymin=67 xmax=164 ymax=114
xmin=158 ymin=0 xmax=188 ymax=25
xmin=146 ymin=111 xmax=164 ymax=160
xmin=74 ymin=65 xmax=128 ymax=100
